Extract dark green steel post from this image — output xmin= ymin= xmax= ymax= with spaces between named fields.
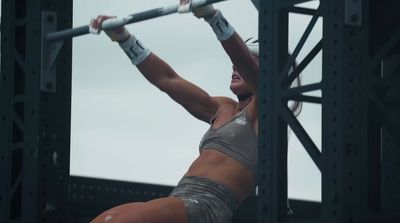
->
xmin=0 ymin=0 xmax=72 ymax=222
xmin=321 ymin=0 xmax=400 ymax=222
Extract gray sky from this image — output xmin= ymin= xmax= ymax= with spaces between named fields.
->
xmin=69 ymin=0 xmax=322 ymax=201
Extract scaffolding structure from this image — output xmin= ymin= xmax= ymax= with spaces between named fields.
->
xmin=1 ymin=0 xmax=399 ymax=222
xmin=259 ymin=0 xmax=400 ymax=222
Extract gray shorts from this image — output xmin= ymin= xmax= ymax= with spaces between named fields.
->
xmin=169 ymin=176 xmax=238 ymax=223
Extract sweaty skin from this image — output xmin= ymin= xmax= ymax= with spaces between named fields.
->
xmin=185 ymin=148 xmax=256 ymax=203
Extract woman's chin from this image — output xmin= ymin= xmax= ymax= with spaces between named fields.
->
xmin=230 ymin=87 xmax=245 ymax=96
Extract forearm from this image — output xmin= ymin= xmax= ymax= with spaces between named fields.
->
xmin=113 ymin=33 xmax=177 ymax=91
xmin=221 ymin=33 xmax=259 ymax=90
xmin=202 ymin=10 xmax=259 ymax=93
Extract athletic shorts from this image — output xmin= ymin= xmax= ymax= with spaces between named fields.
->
xmin=169 ymin=176 xmax=238 ymax=223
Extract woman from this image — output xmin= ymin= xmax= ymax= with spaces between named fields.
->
xmin=90 ymin=2 xmax=259 ymax=223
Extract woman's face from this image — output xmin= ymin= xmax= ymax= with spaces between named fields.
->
xmin=230 ymin=65 xmax=251 ymax=96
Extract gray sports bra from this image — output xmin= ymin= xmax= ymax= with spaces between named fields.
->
xmin=199 ymin=108 xmax=258 ymax=178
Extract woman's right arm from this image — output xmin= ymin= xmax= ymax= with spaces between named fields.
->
xmin=90 ymin=16 xmax=231 ymax=123
xmin=136 ymin=52 xmax=233 ymax=123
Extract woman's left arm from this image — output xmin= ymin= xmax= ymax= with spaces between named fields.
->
xmin=185 ymin=1 xmax=259 ymax=96
xmin=220 ymin=33 xmax=259 ymax=96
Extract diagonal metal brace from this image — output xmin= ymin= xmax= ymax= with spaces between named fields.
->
xmin=41 ymin=11 xmax=64 ymax=93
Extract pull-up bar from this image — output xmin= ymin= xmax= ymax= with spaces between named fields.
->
xmin=46 ymin=0 xmax=229 ymax=42
xmin=41 ymin=0 xmax=257 ymax=93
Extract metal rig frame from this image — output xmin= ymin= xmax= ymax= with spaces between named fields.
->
xmin=1 ymin=0 xmax=399 ymax=222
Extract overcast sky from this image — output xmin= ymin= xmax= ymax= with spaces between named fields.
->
xmin=69 ymin=0 xmax=322 ymax=201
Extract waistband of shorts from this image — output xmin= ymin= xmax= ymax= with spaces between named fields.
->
xmin=170 ymin=176 xmax=239 ymax=210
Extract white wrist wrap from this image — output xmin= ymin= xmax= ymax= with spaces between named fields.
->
xmin=119 ymin=35 xmax=151 ymax=65
xmin=205 ymin=10 xmax=235 ymax=41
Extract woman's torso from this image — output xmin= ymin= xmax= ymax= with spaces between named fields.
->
xmin=184 ymin=99 xmax=258 ymax=204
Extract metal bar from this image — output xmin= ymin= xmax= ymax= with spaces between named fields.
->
xmin=12 ymin=111 xmax=24 ymax=133
xmin=259 ymin=1 xmax=291 ymax=222
xmin=281 ymin=105 xmax=322 ymax=171
xmin=289 ymin=7 xmax=320 ymax=16
xmin=321 ymin=0 xmax=343 ymax=220
xmin=370 ymin=93 xmax=400 ymax=145
xmin=370 ymin=27 xmax=400 ymax=67
xmin=369 ymin=65 xmax=400 ymax=89
xmin=286 ymin=95 xmax=322 ymax=104
xmin=283 ymin=39 xmax=323 ymax=88
xmin=9 ymin=175 xmax=22 ymax=197
xmin=13 ymin=51 xmax=27 ymax=74
xmin=279 ymin=0 xmax=317 ymax=8
xmin=283 ymin=82 xmax=322 ymax=97
xmin=258 ymin=0 xmax=273 ymax=219
xmin=280 ymin=6 xmax=320 ymax=82
xmin=321 ymin=0 xmax=380 ymax=221
xmin=46 ymin=0 xmax=229 ymax=42
xmin=41 ymin=11 xmax=63 ymax=93
xmin=381 ymin=67 xmax=400 ymax=219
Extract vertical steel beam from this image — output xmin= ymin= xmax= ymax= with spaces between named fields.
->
xmin=0 ymin=0 xmax=72 ymax=222
xmin=322 ymin=0 xmax=400 ymax=222
xmin=381 ymin=54 xmax=400 ymax=221
xmin=0 ymin=0 xmax=14 ymax=221
xmin=322 ymin=0 xmax=363 ymax=222
xmin=259 ymin=0 xmax=325 ymax=222
xmin=258 ymin=0 xmax=291 ymax=222
xmin=1 ymin=0 xmax=28 ymax=221
xmin=321 ymin=0 xmax=390 ymax=222
xmin=370 ymin=2 xmax=400 ymax=220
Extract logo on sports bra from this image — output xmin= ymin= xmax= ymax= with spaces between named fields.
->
xmin=235 ymin=116 xmax=247 ymax=125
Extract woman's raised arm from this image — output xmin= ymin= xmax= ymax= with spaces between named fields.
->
xmin=89 ymin=15 xmax=230 ymax=123
xmin=185 ymin=2 xmax=259 ymax=97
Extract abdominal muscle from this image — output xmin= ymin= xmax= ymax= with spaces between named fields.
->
xmin=184 ymin=149 xmax=256 ymax=204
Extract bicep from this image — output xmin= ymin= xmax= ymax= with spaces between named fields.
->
xmin=163 ymin=77 xmax=221 ymax=123
xmin=136 ymin=53 xmax=231 ymax=123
